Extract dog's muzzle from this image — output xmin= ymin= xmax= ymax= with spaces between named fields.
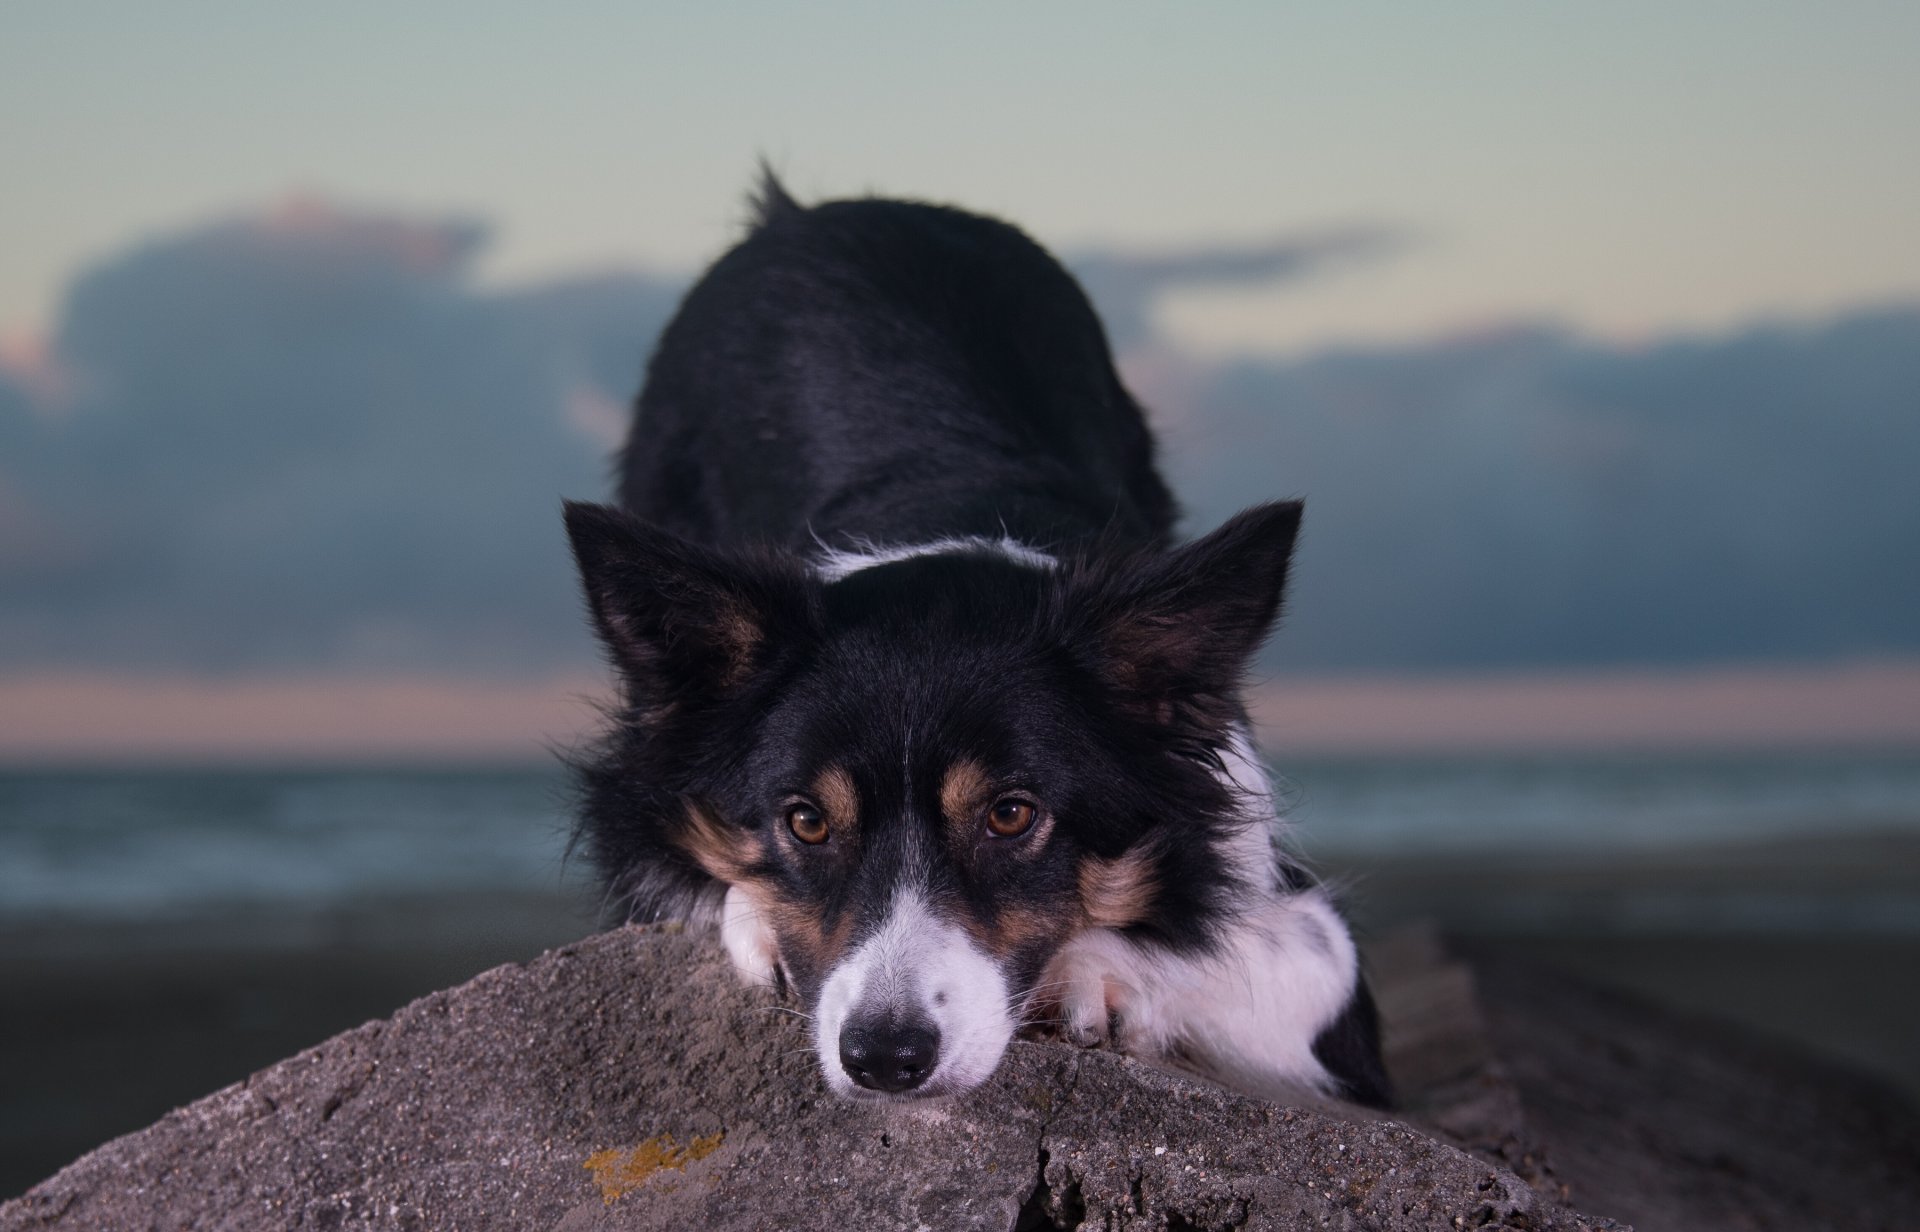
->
xmin=812 ymin=887 xmax=1014 ymax=1098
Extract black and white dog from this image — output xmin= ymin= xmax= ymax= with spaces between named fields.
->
xmin=564 ymin=174 xmax=1390 ymax=1108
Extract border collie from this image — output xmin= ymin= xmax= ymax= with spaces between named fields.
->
xmin=564 ymin=174 xmax=1390 ymax=1108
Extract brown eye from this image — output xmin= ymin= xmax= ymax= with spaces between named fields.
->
xmin=787 ymin=803 xmax=829 ymax=844
xmin=986 ymin=798 xmax=1036 ymax=838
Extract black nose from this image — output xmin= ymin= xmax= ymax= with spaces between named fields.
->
xmin=839 ymin=1020 xmax=940 ymax=1093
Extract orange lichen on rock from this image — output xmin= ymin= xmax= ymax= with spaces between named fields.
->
xmin=584 ymin=1131 xmax=725 ymax=1204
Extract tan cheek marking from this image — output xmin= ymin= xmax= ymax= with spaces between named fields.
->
xmin=811 ymin=764 xmax=860 ymax=841
xmin=701 ymin=871 xmax=850 ymax=977
xmin=764 ymin=895 xmax=854 ymax=972
xmin=1078 ymin=848 xmax=1158 ymax=929
xmin=676 ymin=802 xmax=760 ymax=883
xmin=940 ymin=759 xmax=991 ymax=836
xmin=957 ymin=901 xmax=1067 ymax=960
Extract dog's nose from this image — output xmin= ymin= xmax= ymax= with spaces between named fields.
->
xmin=838 ymin=1021 xmax=940 ymax=1093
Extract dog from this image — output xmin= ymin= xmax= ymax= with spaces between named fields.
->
xmin=563 ymin=173 xmax=1390 ymax=1108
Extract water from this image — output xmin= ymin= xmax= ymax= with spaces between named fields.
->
xmin=0 ymin=767 xmax=582 ymax=920
xmin=1278 ymin=752 xmax=1920 ymax=857
xmin=3 ymin=753 xmax=1919 ymax=926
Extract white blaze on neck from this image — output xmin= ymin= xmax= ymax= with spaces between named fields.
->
xmin=1216 ymin=722 xmax=1288 ymax=894
xmin=811 ymin=535 xmax=1057 ymax=582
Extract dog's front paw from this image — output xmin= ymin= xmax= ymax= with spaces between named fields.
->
xmin=1060 ymin=982 xmax=1112 ymax=1046
xmin=1039 ymin=939 xmax=1129 ymax=1048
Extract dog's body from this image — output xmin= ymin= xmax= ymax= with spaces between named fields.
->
xmin=565 ymin=176 xmax=1390 ymax=1107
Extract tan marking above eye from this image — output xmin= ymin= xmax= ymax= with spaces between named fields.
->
xmin=811 ymin=764 xmax=859 ymax=838
xmin=940 ymin=759 xmax=991 ymax=827
xmin=787 ymin=802 xmax=829 ymax=844
xmin=986 ymin=798 xmax=1037 ymax=838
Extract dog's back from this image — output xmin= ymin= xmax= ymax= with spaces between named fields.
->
xmin=619 ymin=175 xmax=1177 ymax=551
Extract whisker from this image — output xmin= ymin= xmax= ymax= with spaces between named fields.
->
xmin=1015 ymin=979 xmax=1078 ymax=1001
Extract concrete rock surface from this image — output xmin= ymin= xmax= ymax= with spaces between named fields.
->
xmin=2 ymin=925 xmax=1621 ymax=1232
xmin=1471 ymin=952 xmax=1920 ymax=1232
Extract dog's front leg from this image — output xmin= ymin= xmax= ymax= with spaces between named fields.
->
xmin=719 ymin=883 xmax=780 ymax=986
xmin=1039 ymin=891 xmax=1361 ymax=1101
xmin=1038 ymin=928 xmax=1178 ymax=1052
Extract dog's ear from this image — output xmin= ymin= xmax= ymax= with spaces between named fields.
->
xmin=563 ymin=501 xmax=812 ymax=710
xmin=1070 ymin=501 xmax=1302 ymax=724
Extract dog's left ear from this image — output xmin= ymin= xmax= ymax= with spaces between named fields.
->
xmin=1070 ymin=501 xmax=1302 ymax=721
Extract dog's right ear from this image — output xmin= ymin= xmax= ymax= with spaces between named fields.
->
xmin=1064 ymin=500 xmax=1302 ymax=732
xmin=563 ymin=501 xmax=812 ymax=709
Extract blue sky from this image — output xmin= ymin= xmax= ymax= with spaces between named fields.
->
xmin=3 ymin=3 xmax=1919 ymax=757
xmin=5 ymin=2 xmax=1918 ymax=353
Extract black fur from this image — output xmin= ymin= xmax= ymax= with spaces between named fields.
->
xmin=564 ymin=172 xmax=1388 ymax=1105
xmin=1311 ymin=976 xmax=1394 ymax=1108
xmin=616 ymin=177 xmax=1175 ymax=551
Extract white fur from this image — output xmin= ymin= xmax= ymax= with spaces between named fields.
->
xmin=812 ymin=886 xmax=1014 ymax=1099
xmin=719 ymin=883 xmax=779 ymax=987
xmin=1216 ymin=724 xmax=1290 ymax=892
xmin=1037 ymin=724 xmax=1360 ymax=1099
xmin=1040 ymin=883 xmax=1358 ymax=1099
xmin=811 ymin=535 xmax=1057 ymax=581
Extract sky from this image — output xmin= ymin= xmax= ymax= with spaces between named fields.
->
xmin=4 ymin=202 xmax=1915 ymax=679
xmin=3 ymin=2 xmax=1919 ymax=758
xmin=4 ymin=3 xmax=1919 ymax=353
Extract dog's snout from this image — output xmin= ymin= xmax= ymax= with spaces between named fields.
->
xmin=838 ymin=1020 xmax=940 ymax=1094
xmin=813 ymin=888 xmax=1012 ymax=1098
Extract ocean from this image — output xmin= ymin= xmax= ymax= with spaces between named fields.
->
xmin=1278 ymin=751 xmax=1920 ymax=856
xmin=4 ymin=753 xmax=1919 ymax=932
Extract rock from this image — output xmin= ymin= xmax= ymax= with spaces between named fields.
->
xmin=1471 ymin=951 xmax=1920 ymax=1232
xmin=0 ymin=925 xmax=1618 ymax=1232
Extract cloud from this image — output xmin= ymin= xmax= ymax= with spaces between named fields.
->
xmin=0 ymin=329 xmax=72 ymax=411
xmin=1155 ymin=307 xmax=1920 ymax=671
xmin=0 ymin=200 xmax=682 ymax=674
xmin=1067 ymin=226 xmax=1408 ymax=351
xmin=1 ymin=198 xmax=1914 ymax=678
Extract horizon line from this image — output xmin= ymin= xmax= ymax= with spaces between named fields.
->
xmin=2 ymin=659 xmax=1918 ymax=766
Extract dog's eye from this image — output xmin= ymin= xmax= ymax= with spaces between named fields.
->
xmin=986 ymin=798 xmax=1036 ymax=838
xmin=787 ymin=803 xmax=829 ymax=844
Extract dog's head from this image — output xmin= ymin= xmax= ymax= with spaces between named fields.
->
xmin=564 ymin=502 xmax=1300 ymax=1099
